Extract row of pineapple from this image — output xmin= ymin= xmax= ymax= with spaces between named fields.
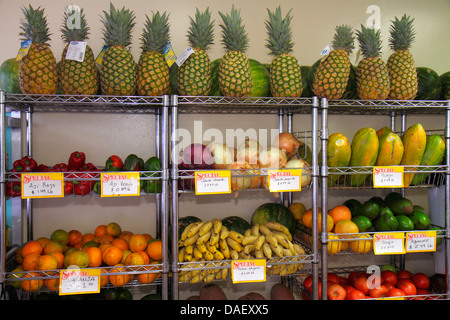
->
xmin=18 ymin=3 xmax=417 ymax=101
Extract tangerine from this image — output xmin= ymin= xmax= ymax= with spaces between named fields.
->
xmin=43 ymin=240 xmax=65 ymax=255
xmin=22 ymin=253 xmax=40 ymax=271
xmin=68 ymin=230 xmax=83 ymax=247
xmin=44 ymin=272 xmax=59 ymax=291
xmin=21 ymin=241 xmax=43 ymax=257
xmin=99 ymin=243 xmax=113 ymax=252
xmin=35 ymin=237 xmax=51 ymax=248
xmin=96 ymin=234 xmax=114 ymax=244
xmin=137 ymin=251 xmax=150 ymax=265
xmin=106 ymin=222 xmax=122 ymax=237
xmin=112 ymin=238 xmax=129 ymax=251
xmin=100 ymin=268 xmax=109 ymax=287
xmin=121 ymin=249 xmax=132 ymax=264
xmin=37 ymin=254 xmax=58 ymax=270
xmin=334 ymin=220 xmax=359 ymax=237
xmin=108 ymin=264 xmax=131 ymax=287
xmin=125 ymin=252 xmax=146 ymax=267
xmin=82 ymin=233 xmax=95 ymax=243
xmin=102 ymin=245 xmax=123 ymax=266
xmin=128 ymin=234 xmax=148 ymax=252
xmin=147 ymin=240 xmax=162 ymax=261
xmin=51 ymin=229 xmax=69 ymax=245
xmin=86 ymin=247 xmax=103 ymax=268
xmin=48 ymin=251 xmax=64 ymax=269
xmin=21 ymin=272 xmax=44 ymax=292
xmin=143 ymin=233 xmax=152 ymax=242
xmin=66 ymin=250 xmax=90 ymax=268
xmin=94 ymin=225 xmax=107 ymax=237
xmin=138 ymin=272 xmax=156 ymax=284
xmin=328 ymin=205 xmax=352 ymax=224
xmin=118 ymin=230 xmax=133 ymax=241
xmin=82 ymin=240 xmax=99 ymax=251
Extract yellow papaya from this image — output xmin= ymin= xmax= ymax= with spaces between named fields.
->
xmin=376 ymin=126 xmax=393 ymax=139
xmin=326 ymin=132 xmax=351 ymax=186
xmin=349 ymin=127 xmax=379 ymax=187
xmin=410 ymin=134 xmax=445 ymax=186
xmin=376 ymin=132 xmax=404 ymax=166
xmin=401 ymin=123 xmax=427 ymax=187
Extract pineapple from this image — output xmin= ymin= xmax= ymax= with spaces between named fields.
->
xmin=59 ymin=7 xmax=98 ymax=95
xmin=18 ymin=5 xmax=58 ymax=94
xmin=100 ymin=3 xmax=136 ymax=96
xmin=387 ymin=15 xmax=418 ymax=100
xmin=218 ymin=5 xmax=252 ymax=97
xmin=313 ymin=25 xmax=355 ymax=99
xmin=177 ymin=8 xmax=215 ymax=96
xmin=355 ymin=25 xmax=390 ymax=100
xmin=137 ymin=11 xmax=171 ymax=96
xmin=265 ymin=6 xmax=302 ymax=97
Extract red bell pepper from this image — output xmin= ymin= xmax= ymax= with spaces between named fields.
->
xmin=80 ymin=162 xmax=98 ymax=171
xmin=68 ymin=151 xmax=86 ymax=170
xmin=6 ymin=181 xmax=21 ymax=197
xmin=105 ymin=155 xmax=123 ymax=171
xmin=35 ymin=164 xmax=50 ymax=172
xmin=12 ymin=156 xmax=37 ymax=172
xmin=53 ymin=163 xmax=69 ymax=172
xmin=64 ymin=181 xmax=74 ymax=195
xmin=73 ymin=173 xmax=92 ymax=195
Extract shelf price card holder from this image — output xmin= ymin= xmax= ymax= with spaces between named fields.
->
xmin=268 ymin=169 xmax=303 ymax=192
xmin=231 ymin=259 xmax=266 ymax=284
xmin=100 ymin=172 xmax=140 ymax=197
xmin=194 ymin=170 xmax=231 ymax=195
xmin=21 ymin=172 xmax=64 ymax=198
xmin=373 ymin=166 xmax=404 ymax=188
xmin=59 ymin=267 xmax=101 ymax=296
xmin=373 ymin=232 xmax=405 ymax=255
xmin=405 ymin=230 xmax=437 ymax=253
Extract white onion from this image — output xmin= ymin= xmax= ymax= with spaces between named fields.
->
xmin=286 ymin=158 xmax=312 ymax=187
xmin=274 ymin=132 xmax=301 ymax=159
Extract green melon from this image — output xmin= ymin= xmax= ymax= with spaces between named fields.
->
xmin=415 ymin=67 xmax=442 ymax=100
xmin=249 ymin=59 xmax=270 ymax=97
xmin=440 ymin=71 xmax=450 ymax=100
xmin=300 ymin=65 xmax=314 ymax=97
xmin=178 ymin=216 xmax=202 ymax=239
xmin=169 ymin=62 xmax=179 ymax=95
xmin=0 ymin=58 xmax=20 ymax=93
xmin=222 ymin=216 xmax=251 ymax=235
xmin=342 ymin=64 xmax=358 ymax=99
xmin=251 ymin=202 xmax=296 ymax=236
xmin=209 ymin=58 xmax=221 ymax=96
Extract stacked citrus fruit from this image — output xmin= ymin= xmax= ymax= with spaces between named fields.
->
xmin=10 ymin=222 xmax=162 ymax=292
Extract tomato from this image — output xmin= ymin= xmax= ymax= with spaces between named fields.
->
xmin=397 ymin=281 xmax=417 ymax=296
xmin=396 ymin=278 xmax=413 ymax=288
xmin=339 ymin=276 xmax=349 ymax=286
xmin=302 ymin=275 xmax=322 ymax=300
xmin=327 ymin=283 xmax=347 ymax=300
xmin=414 ymin=288 xmax=431 ymax=300
xmin=348 ymin=271 xmax=366 ymax=285
xmin=344 ymin=285 xmax=356 ymax=295
xmin=384 ymin=282 xmax=395 ymax=291
xmin=369 ymin=284 xmax=388 ymax=298
xmin=381 ymin=270 xmax=398 ymax=285
xmin=327 ymin=273 xmax=340 ymax=284
xmin=387 ymin=287 xmax=406 ymax=297
xmin=397 ymin=269 xmax=412 ymax=280
xmin=354 ymin=276 xmax=370 ymax=295
xmin=412 ymin=273 xmax=430 ymax=289
xmin=347 ymin=289 xmax=367 ymax=300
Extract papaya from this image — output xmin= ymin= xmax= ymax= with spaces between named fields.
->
xmin=348 ymin=127 xmax=379 ymax=187
xmin=400 ymin=123 xmax=427 ymax=187
xmin=376 ymin=126 xmax=393 ymax=139
xmin=326 ymin=132 xmax=351 ymax=186
xmin=376 ymin=132 xmax=404 ymax=166
xmin=410 ymin=134 xmax=445 ymax=186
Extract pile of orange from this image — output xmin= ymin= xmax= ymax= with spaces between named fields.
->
xmin=12 ymin=222 xmax=163 ymax=292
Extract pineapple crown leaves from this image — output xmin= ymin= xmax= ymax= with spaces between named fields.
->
xmin=140 ymin=11 xmax=170 ymax=53
xmin=218 ymin=5 xmax=249 ymax=53
xmin=100 ymin=3 xmax=136 ymax=47
xmin=186 ymin=8 xmax=214 ymax=51
xmin=19 ymin=5 xmax=51 ymax=44
xmin=331 ymin=24 xmax=355 ymax=54
xmin=61 ymin=6 xmax=90 ymax=43
xmin=388 ymin=14 xmax=416 ymax=51
xmin=265 ymin=6 xmax=295 ymax=56
xmin=356 ymin=24 xmax=382 ymax=58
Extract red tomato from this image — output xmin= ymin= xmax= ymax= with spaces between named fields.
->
xmin=384 ymin=282 xmax=395 ymax=291
xmin=339 ymin=276 xmax=349 ymax=286
xmin=327 ymin=273 xmax=340 ymax=284
xmin=381 ymin=270 xmax=398 ymax=285
xmin=416 ymin=288 xmax=430 ymax=295
xmin=396 ymin=278 xmax=412 ymax=288
xmin=397 ymin=269 xmax=412 ymax=280
xmin=348 ymin=271 xmax=365 ymax=285
xmin=387 ymin=287 xmax=406 ymax=297
xmin=302 ymin=275 xmax=322 ymax=300
xmin=347 ymin=289 xmax=367 ymax=300
xmin=344 ymin=285 xmax=356 ymax=295
xmin=397 ymin=281 xmax=417 ymax=296
xmin=369 ymin=285 xmax=388 ymax=298
xmin=412 ymin=273 xmax=430 ymax=289
xmin=327 ymin=283 xmax=347 ymax=300
xmin=354 ymin=276 xmax=370 ymax=295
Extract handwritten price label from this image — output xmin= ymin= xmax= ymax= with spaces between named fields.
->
xmin=21 ymin=172 xmax=64 ymax=198
xmin=231 ymin=259 xmax=266 ymax=284
xmin=373 ymin=166 xmax=404 ymax=188
xmin=373 ymin=232 xmax=405 ymax=255
xmin=268 ymin=169 xmax=302 ymax=192
xmin=101 ymin=172 xmax=140 ymax=197
xmin=59 ymin=267 xmax=101 ymax=295
xmin=195 ymin=170 xmax=231 ymax=195
xmin=406 ymin=231 xmax=436 ymax=252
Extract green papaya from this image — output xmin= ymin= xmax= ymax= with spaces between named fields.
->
xmin=349 ymin=127 xmax=379 ymax=187
xmin=410 ymin=134 xmax=445 ymax=186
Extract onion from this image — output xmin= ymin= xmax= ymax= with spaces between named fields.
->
xmin=227 ymin=161 xmax=254 ymax=193
xmin=207 ymin=143 xmax=235 ymax=169
xmin=236 ymin=146 xmax=259 ymax=165
xmin=285 ymin=158 xmax=312 ymax=187
xmin=181 ymin=143 xmax=215 ymax=169
xmin=274 ymin=132 xmax=301 ymax=159
xmin=259 ymin=147 xmax=288 ymax=168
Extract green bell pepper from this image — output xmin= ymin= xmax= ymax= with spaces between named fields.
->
xmin=143 ymin=156 xmax=162 ymax=193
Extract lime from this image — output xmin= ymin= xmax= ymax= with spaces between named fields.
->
xmin=380 ymin=264 xmax=397 ymax=273
xmin=356 ymin=201 xmax=380 ymax=221
xmin=396 ymin=215 xmax=414 ymax=231
xmin=351 ymin=215 xmax=372 ymax=232
xmin=374 ymin=214 xmax=399 ymax=231
xmin=410 ymin=211 xmax=430 ymax=230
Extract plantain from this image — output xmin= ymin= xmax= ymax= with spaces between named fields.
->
xmin=265 ymin=221 xmax=292 ymax=240
xmin=259 ymin=224 xmax=272 ymax=236
xmin=262 ymin=242 xmax=272 ymax=259
xmin=185 ymin=244 xmax=194 ymax=255
xmin=226 ymin=237 xmax=243 ymax=252
xmin=255 ymin=248 xmax=265 ymax=259
xmin=219 ymin=239 xmax=230 ymax=259
xmin=196 ymin=243 xmax=207 ymax=254
xmin=228 ymin=230 xmax=244 ymax=243
xmin=178 ymin=247 xmax=186 ymax=262
xmin=220 ymin=226 xmax=230 ymax=239
xmin=206 ymin=242 xmax=217 ymax=253
xmin=251 ymin=224 xmax=260 ymax=236
xmin=270 ymin=242 xmax=284 ymax=258
xmin=184 ymin=233 xmax=200 ymax=247
xmin=230 ymin=249 xmax=239 ymax=260
xmin=212 ymin=218 xmax=222 ymax=233
xmin=209 ymin=231 xmax=220 ymax=246
xmin=180 ymin=223 xmax=194 ymax=241
xmin=273 ymin=233 xmax=290 ymax=249
xmin=198 ymin=220 xmax=213 ymax=236
xmin=254 ymin=235 xmax=266 ymax=250
xmin=213 ymin=251 xmax=224 ymax=260
xmin=196 ymin=231 xmax=212 ymax=245
xmin=265 ymin=233 xmax=279 ymax=248
xmin=193 ymin=247 xmax=203 ymax=260
xmin=242 ymin=235 xmax=258 ymax=246
xmin=203 ymin=250 xmax=214 ymax=261
xmin=244 ymin=244 xmax=255 ymax=255
xmin=187 ymin=221 xmax=204 ymax=238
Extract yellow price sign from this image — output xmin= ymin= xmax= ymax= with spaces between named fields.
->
xmin=59 ymin=268 xmax=101 ymax=295
xmin=100 ymin=172 xmax=140 ymax=197
xmin=373 ymin=166 xmax=404 ymax=188
xmin=268 ymin=169 xmax=303 ymax=192
xmin=231 ymin=259 xmax=266 ymax=283
xmin=21 ymin=172 xmax=64 ymax=198
xmin=195 ymin=170 xmax=231 ymax=195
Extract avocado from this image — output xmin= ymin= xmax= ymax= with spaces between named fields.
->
xmin=388 ymin=197 xmax=414 ymax=216
xmin=374 ymin=214 xmax=399 ymax=231
xmin=356 ymin=200 xmax=380 ymax=221
xmin=369 ymin=196 xmax=387 ymax=208
xmin=343 ymin=199 xmax=362 ymax=216
xmin=384 ymin=191 xmax=403 ymax=204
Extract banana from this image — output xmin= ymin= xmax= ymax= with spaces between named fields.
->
xmin=265 ymin=221 xmax=292 ymax=240
xmin=196 ymin=243 xmax=207 ymax=254
xmin=282 ymin=247 xmax=293 ymax=257
xmin=270 ymin=242 xmax=284 ymax=258
xmin=187 ymin=221 xmax=204 ymax=238
xmin=255 ymin=248 xmax=265 ymax=259
xmin=184 ymin=254 xmax=193 ymax=262
xmin=265 ymin=233 xmax=279 ymax=248
xmin=228 ymin=230 xmax=244 ymax=243
xmin=203 ymin=250 xmax=214 ymax=261
xmin=198 ymin=220 xmax=213 ymax=236
xmin=244 ymin=244 xmax=255 ymax=255
xmin=213 ymin=251 xmax=224 ymax=260
xmin=273 ymin=233 xmax=290 ymax=249
xmin=184 ymin=233 xmax=200 ymax=247
xmin=242 ymin=235 xmax=258 ymax=246
xmin=244 ymin=229 xmax=252 ymax=237
xmin=178 ymin=247 xmax=186 ymax=262
xmin=196 ymin=230 xmax=212 ymax=245
xmin=255 ymin=235 xmax=266 ymax=250
xmin=251 ymin=224 xmax=260 ymax=237
xmin=226 ymin=237 xmax=243 ymax=252
xmin=220 ymin=226 xmax=230 ymax=239
xmin=209 ymin=231 xmax=220 ymax=246
xmin=219 ymin=239 xmax=230 ymax=259
xmin=293 ymin=243 xmax=306 ymax=256
xmin=221 ymin=268 xmax=229 ymax=280
xmin=204 ymin=272 xmax=215 ymax=283
xmin=230 ymin=249 xmax=239 ymax=260
xmin=262 ymin=242 xmax=272 ymax=259
xmin=206 ymin=242 xmax=217 ymax=253
xmin=239 ymin=251 xmax=252 ymax=259
xmin=259 ymin=224 xmax=272 ymax=236
xmin=180 ymin=223 xmax=194 ymax=241
xmin=212 ymin=218 xmax=222 ymax=234
xmin=185 ymin=244 xmax=194 ymax=255
xmin=193 ymin=247 xmax=203 ymax=260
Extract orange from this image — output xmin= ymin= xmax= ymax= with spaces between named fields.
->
xmin=100 ymin=268 xmax=109 ymax=287
xmin=82 ymin=233 xmax=95 ymax=243
xmin=68 ymin=230 xmax=83 ymax=247
xmin=327 ymin=233 xmax=342 ymax=255
xmin=37 ymin=254 xmax=58 ymax=270
xmin=102 ymin=245 xmax=123 ymax=266
xmin=125 ymin=252 xmax=146 ymax=270
xmin=43 ymin=240 xmax=65 ymax=255
xmin=143 ymin=233 xmax=152 ymax=242
xmin=21 ymin=241 xmax=43 ymax=258
xmin=112 ymin=238 xmax=129 ymax=251
xmin=65 ymin=250 xmax=90 ymax=268
xmin=82 ymin=240 xmax=99 ymax=251
xmin=302 ymin=208 xmax=322 ymax=229
xmin=99 ymin=242 xmax=113 ymax=252
xmin=21 ymin=272 xmax=43 ymax=292
xmin=35 ymin=237 xmax=51 ymax=248
xmin=334 ymin=219 xmax=359 ymax=238
xmin=44 ymin=272 xmax=59 ymax=291
xmin=121 ymin=249 xmax=132 ymax=264
xmin=86 ymin=247 xmax=103 ymax=268
xmin=108 ymin=264 xmax=131 ymax=287
xmin=94 ymin=225 xmax=107 ymax=237
xmin=73 ymin=241 xmax=84 ymax=250
xmin=106 ymin=222 xmax=122 ymax=237
xmin=118 ymin=230 xmax=133 ymax=242
xmin=328 ymin=205 xmax=352 ymax=224
xmin=48 ymin=251 xmax=64 ymax=269
xmin=51 ymin=229 xmax=69 ymax=245
xmin=150 ymin=261 xmax=162 ymax=278
xmin=137 ymin=251 xmax=150 ymax=265
xmin=138 ymin=272 xmax=156 ymax=284
xmin=350 ymin=234 xmax=373 ymax=254
xmin=147 ymin=240 xmax=162 ymax=261
xmin=128 ymin=234 xmax=148 ymax=253
xmin=96 ymin=234 xmax=114 ymax=244
xmin=22 ymin=253 xmax=40 ymax=271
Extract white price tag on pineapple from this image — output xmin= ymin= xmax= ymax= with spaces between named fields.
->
xmin=66 ymin=41 xmax=87 ymax=62
xmin=176 ymin=47 xmax=195 ymax=66
xmin=268 ymin=169 xmax=302 ymax=192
